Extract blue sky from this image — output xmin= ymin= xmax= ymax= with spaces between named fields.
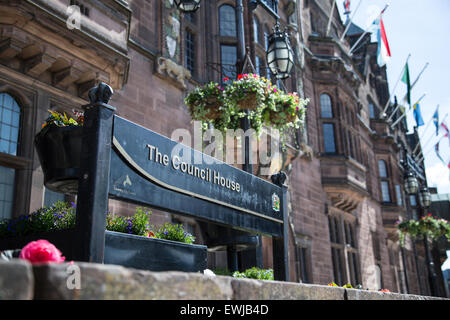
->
xmin=336 ymin=0 xmax=450 ymax=194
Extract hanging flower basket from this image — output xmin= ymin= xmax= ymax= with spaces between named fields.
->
xmin=34 ymin=110 xmax=84 ymax=195
xmin=264 ymin=92 xmax=307 ymax=129
xmin=267 ymin=108 xmax=297 ymax=124
xmin=396 ymin=214 xmax=450 ymax=246
xmin=184 ymin=74 xmax=309 ymax=141
xmin=185 ymin=82 xmax=225 ymax=121
xmin=236 ymin=91 xmax=258 ymax=110
xmin=202 ymin=97 xmax=222 ymax=120
xmin=224 ymin=74 xmax=269 ymax=111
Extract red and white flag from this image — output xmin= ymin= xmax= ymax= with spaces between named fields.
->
xmin=375 ymin=17 xmax=391 ymax=66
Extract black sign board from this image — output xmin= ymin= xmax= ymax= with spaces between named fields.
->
xmin=71 ymin=87 xmax=289 ymax=281
xmin=109 ymin=116 xmax=283 ymax=236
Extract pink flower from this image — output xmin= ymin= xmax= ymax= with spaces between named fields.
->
xmin=19 ymin=240 xmax=65 ymax=264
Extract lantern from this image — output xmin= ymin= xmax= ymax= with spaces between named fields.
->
xmin=418 ymin=186 xmax=431 ymax=208
xmin=174 ymin=0 xmax=201 ymax=13
xmin=404 ymin=170 xmax=419 ymax=195
xmin=266 ymin=22 xmax=294 ymax=79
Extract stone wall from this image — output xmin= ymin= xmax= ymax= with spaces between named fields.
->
xmin=0 ymin=259 xmax=444 ymax=301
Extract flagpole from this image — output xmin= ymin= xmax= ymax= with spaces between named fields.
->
xmin=340 ymin=0 xmax=362 ymax=41
xmin=419 ymin=133 xmax=447 ymax=163
xmin=411 ymin=104 xmax=439 ymax=155
xmin=388 ymin=92 xmax=426 ymax=123
xmin=402 ymin=62 xmax=429 ymax=103
xmin=349 ymin=3 xmax=390 ymax=55
xmin=414 ymin=113 xmax=448 ymax=155
xmin=390 ymin=111 xmax=407 ymax=128
xmin=325 ymin=0 xmax=337 ymax=37
xmin=381 ymin=53 xmax=411 ymax=118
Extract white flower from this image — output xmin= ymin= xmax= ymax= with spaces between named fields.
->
xmin=203 ymin=269 xmax=216 ymax=277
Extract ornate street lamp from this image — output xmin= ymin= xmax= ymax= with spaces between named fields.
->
xmin=174 ymin=0 xmax=201 ymax=13
xmin=266 ymin=22 xmax=294 ymax=79
xmin=418 ymin=186 xmax=431 ymax=208
xmin=404 ymin=170 xmax=419 ymax=195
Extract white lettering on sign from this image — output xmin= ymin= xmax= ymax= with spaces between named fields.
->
xmin=147 ymin=144 xmax=241 ymax=193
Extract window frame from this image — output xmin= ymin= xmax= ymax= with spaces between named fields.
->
xmin=219 ymin=4 xmax=237 ymax=37
xmin=184 ymin=29 xmax=196 ymax=74
xmin=328 ymin=213 xmax=360 ymax=286
xmin=0 ymin=91 xmax=30 ymax=220
xmin=322 ymin=122 xmax=337 ymax=154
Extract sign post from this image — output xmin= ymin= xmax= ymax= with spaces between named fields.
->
xmin=72 ymin=83 xmax=290 ymax=280
xmin=74 ymin=83 xmax=115 ymax=263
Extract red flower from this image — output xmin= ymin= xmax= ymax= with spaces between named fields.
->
xmin=237 ymin=74 xmax=244 ymax=80
xmin=19 ymin=240 xmax=65 ymax=264
xmin=223 ymin=77 xmax=230 ymax=81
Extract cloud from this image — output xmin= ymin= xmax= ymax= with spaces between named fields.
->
xmin=426 ymin=163 xmax=450 ymax=194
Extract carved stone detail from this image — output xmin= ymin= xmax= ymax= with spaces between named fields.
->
xmin=155 ymin=56 xmax=191 ymax=89
xmin=325 ymin=188 xmax=363 ymax=213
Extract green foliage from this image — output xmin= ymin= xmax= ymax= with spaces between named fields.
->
xmin=154 ymin=223 xmax=196 ymax=244
xmin=184 ymin=74 xmax=309 ymax=143
xmin=0 ymin=201 xmax=76 ymax=238
xmin=0 ymin=202 xmax=198 ymax=245
xmin=185 ymin=82 xmax=226 ymax=121
xmin=212 ymin=267 xmax=233 ymax=276
xmin=232 ymin=267 xmax=274 ymax=280
xmin=397 ymin=214 xmax=450 ymax=246
xmin=41 ymin=110 xmax=84 ymax=130
xmin=106 ymin=207 xmax=152 ymax=237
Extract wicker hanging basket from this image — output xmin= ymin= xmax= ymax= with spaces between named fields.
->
xmin=237 ymin=92 xmax=258 ymax=110
xmin=268 ymin=109 xmax=297 ymax=124
xmin=203 ymin=97 xmax=222 ymax=120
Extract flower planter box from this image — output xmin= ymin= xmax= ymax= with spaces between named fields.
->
xmin=34 ymin=125 xmax=83 ymax=195
xmin=0 ymin=230 xmax=208 ymax=273
xmin=104 ymin=231 xmax=208 ymax=272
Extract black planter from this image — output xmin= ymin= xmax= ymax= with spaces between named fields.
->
xmin=34 ymin=125 xmax=83 ymax=194
xmin=0 ymin=230 xmax=208 ymax=272
xmin=104 ymin=231 xmax=208 ymax=272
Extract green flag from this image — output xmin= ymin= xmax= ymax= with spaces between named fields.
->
xmin=401 ymin=63 xmax=411 ymax=108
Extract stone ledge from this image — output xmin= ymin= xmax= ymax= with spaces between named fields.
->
xmin=230 ymin=278 xmax=346 ymax=300
xmin=33 ymin=262 xmax=233 ymax=300
xmin=0 ymin=259 xmax=34 ymax=300
xmin=0 ymin=260 xmax=447 ymax=300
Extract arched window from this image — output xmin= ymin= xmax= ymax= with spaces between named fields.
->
xmin=0 ymin=93 xmax=20 ymax=156
xmin=320 ymin=94 xmax=333 ymax=118
xmin=378 ymin=160 xmax=388 ymax=178
xmin=0 ymin=93 xmax=21 ymax=219
xmin=219 ymin=5 xmax=236 ymax=37
xmin=253 ymin=16 xmax=260 ymax=43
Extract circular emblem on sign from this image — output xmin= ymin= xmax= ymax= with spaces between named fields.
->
xmin=272 ymin=193 xmax=280 ymax=212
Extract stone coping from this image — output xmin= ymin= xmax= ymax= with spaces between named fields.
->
xmin=0 ymin=259 xmax=446 ymax=300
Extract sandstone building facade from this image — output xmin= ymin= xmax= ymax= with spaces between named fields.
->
xmin=0 ymin=0 xmax=440 ymax=295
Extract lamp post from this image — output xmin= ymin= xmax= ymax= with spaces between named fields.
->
xmin=418 ymin=186 xmax=440 ymax=296
xmin=173 ymin=0 xmax=201 ymax=13
xmin=402 ymin=168 xmax=420 ymax=294
xmin=175 ymin=0 xmax=294 ymax=272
